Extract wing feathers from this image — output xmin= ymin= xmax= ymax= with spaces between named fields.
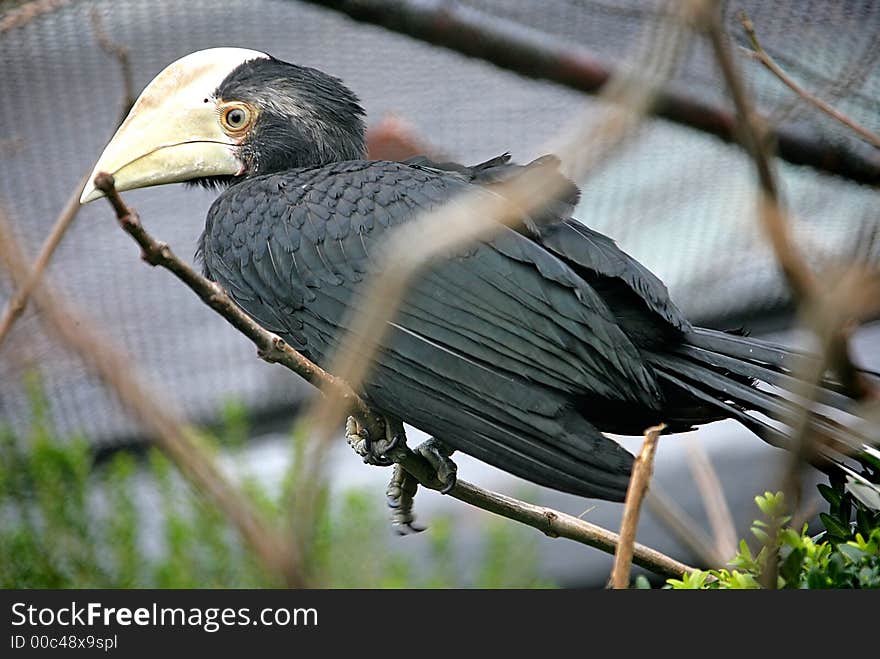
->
xmin=201 ymin=160 xmax=673 ymax=499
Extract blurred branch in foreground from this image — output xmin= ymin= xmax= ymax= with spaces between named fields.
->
xmin=296 ymin=0 xmax=697 ymax=587
xmin=610 ymin=423 xmax=664 ymax=589
xmin=0 ymin=207 xmax=305 ymax=588
xmin=702 ymin=0 xmax=880 ymax=587
xmin=685 ymin=441 xmax=737 ymax=562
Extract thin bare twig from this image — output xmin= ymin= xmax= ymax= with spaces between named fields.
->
xmin=396 ymin=444 xmax=694 ymax=579
xmin=704 ymin=12 xmax=817 ymax=302
xmin=92 ymin=175 xmax=697 ymax=580
xmin=703 ymin=1 xmax=880 ymax=588
xmin=0 ymin=16 xmax=135 ymax=350
xmin=646 ymin=487 xmax=724 ymax=567
xmin=738 ymin=11 xmax=880 ymax=149
xmin=705 ymin=3 xmax=879 ymax=412
xmin=685 ymin=440 xmax=737 ymax=561
xmin=450 ymin=478 xmax=693 ymax=580
xmin=0 ymin=207 xmax=305 ymax=588
xmin=90 ymin=9 xmax=136 ymax=121
xmin=0 ymin=173 xmax=88 ymax=348
xmin=610 ymin=424 xmax=665 ymax=588
xmin=702 ymin=1 xmax=808 ymax=591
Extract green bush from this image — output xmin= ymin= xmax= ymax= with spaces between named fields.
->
xmin=0 ymin=386 xmax=553 ymax=588
xmin=666 ymin=490 xmax=880 ymax=589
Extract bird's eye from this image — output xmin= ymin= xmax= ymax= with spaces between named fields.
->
xmin=220 ymin=103 xmax=253 ymax=134
xmin=226 ymin=108 xmax=245 ymax=127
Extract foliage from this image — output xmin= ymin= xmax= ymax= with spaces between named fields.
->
xmin=666 ymin=491 xmax=880 ymax=589
xmin=0 ymin=384 xmax=553 ymax=588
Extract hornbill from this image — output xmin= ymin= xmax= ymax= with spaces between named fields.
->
xmin=81 ymin=48 xmax=877 ymax=502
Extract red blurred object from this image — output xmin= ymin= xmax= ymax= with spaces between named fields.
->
xmin=366 ymin=113 xmax=443 ymax=161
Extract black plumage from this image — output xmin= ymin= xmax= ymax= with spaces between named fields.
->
xmin=186 ymin=55 xmax=874 ymax=501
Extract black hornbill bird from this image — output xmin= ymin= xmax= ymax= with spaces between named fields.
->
xmin=81 ymin=48 xmax=876 ymax=502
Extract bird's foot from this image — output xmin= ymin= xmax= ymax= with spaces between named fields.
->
xmin=346 ymin=417 xmax=456 ymax=532
xmin=345 ymin=416 xmax=402 ymax=466
xmin=414 ymin=437 xmax=458 ymax=494
xmin=386 ymin=464 xmax=425 ymax=534
xmin=384 ymin=438 xmax=457 ymax=533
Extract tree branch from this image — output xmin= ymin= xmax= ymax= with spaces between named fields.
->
xmin=92 ymin=173 xmax=384 ymax=434
xmin=90 ymin=8 xmax=136 ymax=122
xmin=703 ymin=4 xmax=879 ymax=402
xmin=702 ymin=0 xmax=880 ymax=588
xmin=0 ymin=173 xmax=87 ymax=348
xmin=0 ymin=14 xmax=135 ymax=350
xmin=646 ymin=486 xmax=725 ymax=567
xmin=0 ymin=0 xmax=74 ymax=34
xmin=685 ymin=440 xmax=737 ymax=562
xmin=298 ymin=0 xmax=880 ymax=185
xmin=610 ymin=423 xmax=664 ymax=589
xmin=738 ymin=11 xmax=880 ymax=150
xmin=93 ymin=174 xmax=697 ymax=580
xmin=0 ymin=206 xmax=305 ymax=588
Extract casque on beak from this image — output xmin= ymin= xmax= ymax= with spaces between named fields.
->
xmin=80 ymin=48 xmax=267 ymax=204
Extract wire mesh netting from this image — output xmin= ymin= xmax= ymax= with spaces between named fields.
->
xmin=1 ymin=0 xmax=878 ymax=446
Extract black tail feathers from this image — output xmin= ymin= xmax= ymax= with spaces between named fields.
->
xmin=647 ymin=328 xmax=880 ymax=494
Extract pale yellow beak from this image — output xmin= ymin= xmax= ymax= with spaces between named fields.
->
xmin=80 ymin=47 xmax=268 ymax=204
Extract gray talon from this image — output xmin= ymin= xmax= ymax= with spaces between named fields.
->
xmin=345 ymin=415 xmax=396 ymax=466
xmin=386 ymin=464 xmax=424 ymax=534
xmin=347 ymin=419 xmax=455 ymax=531
xmin=416 ymin=437 xmax=457 ymax=494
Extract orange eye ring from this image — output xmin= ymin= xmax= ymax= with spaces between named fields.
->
xmin=219 ymin=103 xmax=254 ymax=135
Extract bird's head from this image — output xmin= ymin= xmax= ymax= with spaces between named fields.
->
xmin=80 ymin=47 xmax=366 ymax=203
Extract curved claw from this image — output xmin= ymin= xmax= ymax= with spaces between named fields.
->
xmin=415 ymin=437 xmax=458 ymax=495
xmin=393 ymin=520 xmax=426 ymax=535
xmin=369 ymin=452 xmax=395 ymax=467
xmin=370 ymin=424 xmax=402 ymax=466
xmin=386 ymin=463 xmax=424 ymax=533
xmin=439 ymin=474 xmax=457 ymax=495
xmin=382 ymin=430 xmax=401 ymax=454
xmin=368 ymin=419 xmax=403 ymax=465
xmin=346 ymin=416 xmax=399 ymax=466
xmin=359 ymin=423 xmax=373 ymax=455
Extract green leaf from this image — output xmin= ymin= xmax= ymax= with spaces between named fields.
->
xmin=805 ymin=566 xmax=829 ymax=589
xmin=779 ymin=528 xmax=802 ymax=547
xmin=666 ymin=570 xmax=711 ymax=589
xmin=847 ymin=478 xmax=880 ymax=512
xmin=751 ymin=527 xmax=770 ymax=545
xmin=755 ymin=492 xmax=779 ymax=517
xmin=727 ymin=571 xmax=761 ymax=589
xmin=779 ymin=546 xmax=806 ymax=585
xmin=820 ymin=513 xmax=852 ymax=540
xmin=856 ymin=508 xmax=875 ymax=537
xmin=837 ymin=543 xmax=866 ymax=563
xmin=817 ymin=483 xmax=842 ymax=508
xmin=634 ymin=575 xmax=652 ymax=589
xmin=857 ymin=566 xmax=880 ymax=588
